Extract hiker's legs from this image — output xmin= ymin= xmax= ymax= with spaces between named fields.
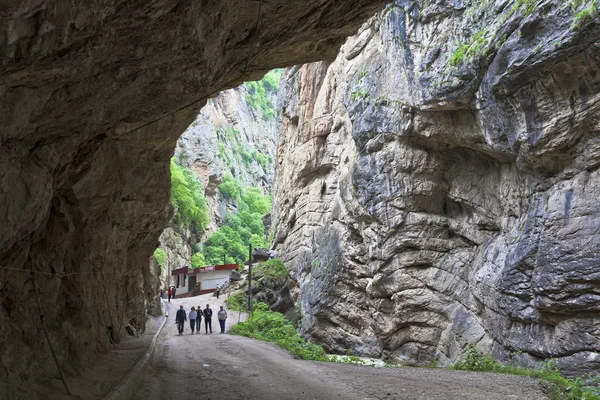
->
xmin=190 ymin=319 xmax=195 ymax=333
xmin=196 ymin=318 xmax=201 ymax=332
xmin=219 ymin=319 xmax=226 ymax=333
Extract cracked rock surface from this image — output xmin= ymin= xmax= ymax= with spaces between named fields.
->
xmin=272 ymin=0 xmax=600 ymax=376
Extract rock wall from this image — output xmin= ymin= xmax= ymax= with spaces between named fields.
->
xmin=0 ymin=0 xmax=389 ymax=396
xmin=272 ymin=0 xmax=600 ymax=376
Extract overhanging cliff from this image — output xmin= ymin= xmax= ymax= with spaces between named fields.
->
xmin=0 ymin=0 xmax=389 ymax=396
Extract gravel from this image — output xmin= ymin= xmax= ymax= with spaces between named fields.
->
xmin=131 ymin=295 xmax=548 ymax=400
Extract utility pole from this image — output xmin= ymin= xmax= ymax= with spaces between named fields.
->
xmin=247 ymin=244 xmax=253 ymax=313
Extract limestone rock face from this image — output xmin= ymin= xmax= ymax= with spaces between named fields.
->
xmin=272 ymin=1 xmax=600 ymax=376
xmin=0 ymin=0 xmax=388 ymax=395
xmin=175 ymin=84 xmax=279 ymax=233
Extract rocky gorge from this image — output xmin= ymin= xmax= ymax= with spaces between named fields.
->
xmin=1 ymin=0 xmax=600 ymax=396
xmin=272 ymin=0 xmax=600 ymax=377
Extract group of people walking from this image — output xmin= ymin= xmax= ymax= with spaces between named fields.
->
xmin=175 ymin=304 xmax=228 ymax=335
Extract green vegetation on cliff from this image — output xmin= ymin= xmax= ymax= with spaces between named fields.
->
xmin=216 ymin=126 xmax=273 ymax=176
xmin=245 ymin=69 xmax=282 ymax=120
xmin=203 ymin=184 xmax=271 ymax=264
xmin=571 ymin=0 xmax=598 ymax=29
xmin=218 ymin=174 xmax=242 ymax=199
xmin=170 ymin=159 xmax=210 ymax=232
xmin=256 ymin=258 xmax=288 ymax=286
xmin=153 ymin=248 xmax=168 ymax=266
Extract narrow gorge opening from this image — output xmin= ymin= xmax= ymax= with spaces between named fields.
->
xmin=158 ymin=69 xmax=281 ymax=297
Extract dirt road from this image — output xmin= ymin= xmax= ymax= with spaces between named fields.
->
xmin=132 ymin=294 xmax=548 ymax=400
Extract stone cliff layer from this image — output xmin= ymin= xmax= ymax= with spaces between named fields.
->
xmin=0 ymin=0 xmax=389 ymax=396
xmin=272 ymin=0 xmax=600 ymax=376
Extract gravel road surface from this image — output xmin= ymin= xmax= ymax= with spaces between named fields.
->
xmin=132 ymin=294 xmax=548 ymax=400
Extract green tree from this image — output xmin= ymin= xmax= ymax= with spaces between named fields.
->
xmin=217 ymin=174 xmax=242 ymax=199
xmin=241 ymin=187 xmax=272 ymax=214
xmin=203 ymin=186 xmax=272 ymax=264
xmin=191 ymin=252 xmax=206 ymax=268
xmin=153 ymin=248 xmax=168 ymax=266
xmin=244 ymin=69 xmax=282 ymax=120
xmin=170 ymin=159 xmax=210 ymax=232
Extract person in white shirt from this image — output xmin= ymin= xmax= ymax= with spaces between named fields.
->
xmin=189 ymin=307 xmax=198 ymax=334
xmin=217 ymin=306 xmax=228 ymax=333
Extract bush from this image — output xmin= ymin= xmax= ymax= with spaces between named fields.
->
xmin=256 ymin=258 xmax=288 ymax=286
xmin=153 ymin=248 xmax=168 ymax=266
xmin=452 ymin=346 xmax=600 ymax=400
xmin=229 ymin=302 xmax=328 ymax=361
xmin=217 ymin=174 xmax=242 ymax=199
xmin=452 ymin=345 xmax=502 ymax=371
xmin=226 ymin=290 xmax=248 ymax=311
xmin=170 ymin=159 xmax=210 ymax=232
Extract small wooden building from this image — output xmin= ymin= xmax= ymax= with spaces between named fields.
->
xmin=171 ymin=264 xmax=238 ymax=298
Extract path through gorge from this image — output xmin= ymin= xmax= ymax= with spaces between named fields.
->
xmin=132 ymin=295 xmax=548 ymax=400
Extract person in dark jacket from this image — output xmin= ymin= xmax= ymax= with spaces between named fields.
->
xmin=195 ymin=305 xmax=202 ymax=332
xmin=203 ymin=304 xmax=213 ymax=334
xmin=175 ymin=305 xmax=186 ymax=335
